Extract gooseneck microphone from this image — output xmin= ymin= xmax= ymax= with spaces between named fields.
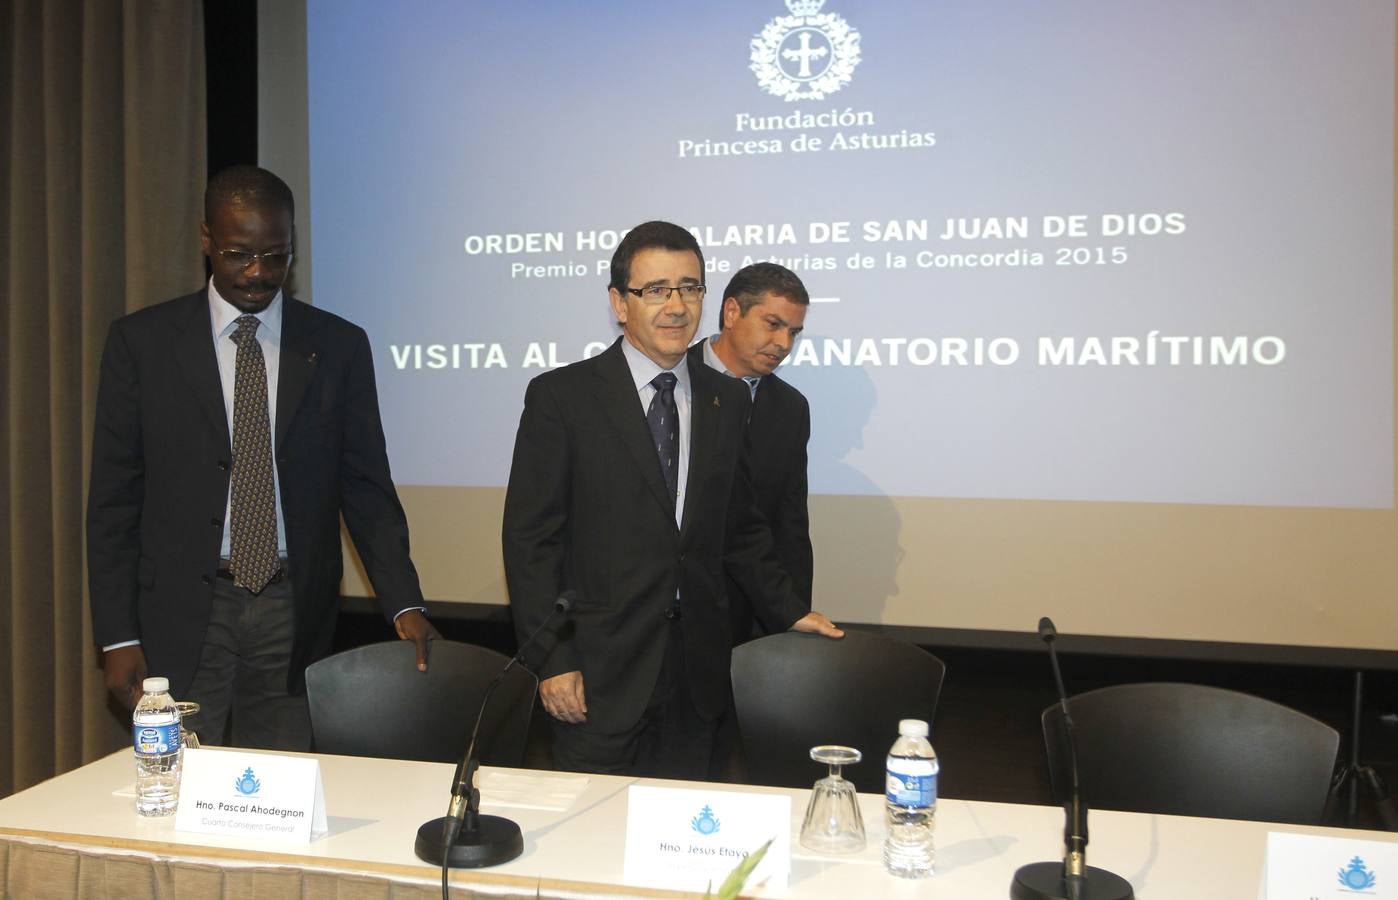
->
xmin=415 ymin=591 xmax=577 ymax=886
xmin=1011 ymin=617 xmax=1134 ymax=900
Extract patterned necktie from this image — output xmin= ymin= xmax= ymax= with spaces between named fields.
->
xmin=227 ymin=315 xmax=280 ymax=593
xmin=646 ymin=372 xmax=679 ymax=507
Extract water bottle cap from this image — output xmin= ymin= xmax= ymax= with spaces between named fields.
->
xmin=898 ymin=718 xmax=928 ymax=737
xmin=142 ymin=676 xmax=169 ymax=693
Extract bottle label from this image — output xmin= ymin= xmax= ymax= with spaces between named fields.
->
xmin=886 ymin=771 xmax=937 ymax=807
xmin=134 ymin=722 xmax=182 ymax=756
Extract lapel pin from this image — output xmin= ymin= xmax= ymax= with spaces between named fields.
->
xmin=712 ymin=396 xmax=720 ymax=408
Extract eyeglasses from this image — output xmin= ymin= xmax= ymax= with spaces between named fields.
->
xmin=624 ymin=284 xmax=706 ymax=304
xmin=210 ymin=239 xmax=294 ymax=271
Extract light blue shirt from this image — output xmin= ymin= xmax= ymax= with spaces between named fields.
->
xmin=703 ymin=334 xmax=761 ymax=400
xmin=620 ymin=338 xmax=691 ymax=530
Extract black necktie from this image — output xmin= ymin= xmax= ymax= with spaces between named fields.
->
xmin=227 ymin=315 xmax=280 ymax=593
xmin=646 ymin=372 xmax=679 ymax=507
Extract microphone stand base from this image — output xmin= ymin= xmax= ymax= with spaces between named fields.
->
xmin=414 ymin=815 xmax=524 ymax=868
xmin=1011 ymin=861 xmax=1134 ymax=900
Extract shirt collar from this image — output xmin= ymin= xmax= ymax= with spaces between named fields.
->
xmin=208 ymin=277 xmax=284 ymax=340
xmin=703 ymin=334 xmax=732 ymax=376
xmin=705 ymin=334 xmax=762 ymax=394
xmin=620 ymin=335 xmax=690 ymax=394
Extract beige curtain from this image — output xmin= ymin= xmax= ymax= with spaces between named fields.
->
xmin=2 ymin=0 xmax=207 ymax=798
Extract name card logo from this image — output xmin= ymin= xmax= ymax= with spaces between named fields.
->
xmin=691 ymin=804 xmax=721 ymax=836
xmin=233 ymin=767 xmax=262 ymax=797
xmin=750 ymin=0 xmax=861 ymax=102
xmin=1338 ymin=855 xmax=1378 ymax=891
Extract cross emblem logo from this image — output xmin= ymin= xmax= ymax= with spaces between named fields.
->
xmin=781 ymin=31 xmax=830 ymax=80
xmin=751 ymin=0 xmax=861 ymax=102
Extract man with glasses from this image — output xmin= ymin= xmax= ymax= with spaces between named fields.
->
xmin=689 ymin=263 xmax=813 ymax=645
xmin=87 ymin=165 xmax=437 ymax=750
xmin=503 ymin=221 xmax=841 ymax=780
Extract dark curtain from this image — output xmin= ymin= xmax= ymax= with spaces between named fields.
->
xmin=1 ymin=0 xmax=207 ymax=798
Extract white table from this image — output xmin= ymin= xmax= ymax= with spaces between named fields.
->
xmin=0 ymin=748 xmax=1391 ymax=898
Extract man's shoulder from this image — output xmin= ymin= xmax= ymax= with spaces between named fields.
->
xmin=689 ymin=350 xmax=744 ymax=396
xmin=286 ymin=296 xmax=367 ymax=341
xmin=113 ymin=290 xmax=205 ymax=330
xmin=515 ymin=346 xmax=612 ymax=412
xmin=763 ymin=370 xmax=810 ymax=409
xmin=111 ymin=292 xmax=363 ymax=339
xmin=530 ymin=339 xmax=618 ymax=387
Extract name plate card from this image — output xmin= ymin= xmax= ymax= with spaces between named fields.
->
xmin=174 ymin=748 xmax=327 ymax=842
xmin=1261 ymin=831 xmax=1398 ymax=899
xmin=623 ymin=785 xmax=791 ymax=893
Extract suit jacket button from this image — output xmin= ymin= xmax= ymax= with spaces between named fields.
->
xmin=200 ymin=574 xmax=212 ymax=585
xmin=210 ymin=517 xmax=221 ymax=527
xmin=217 ymin=460 xmax=229 ymax=471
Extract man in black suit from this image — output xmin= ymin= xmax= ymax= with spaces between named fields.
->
xmin=502 ymin=221 xmax=841 ymax=779
xmin=689 ymin=263 xmax=813 ymax=644
xmin=87 ymin=165 xmax=437 ymax=750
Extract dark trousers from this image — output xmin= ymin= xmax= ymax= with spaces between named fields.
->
xmin=181 ymin=572 xmax=312 ymax=751
xmin=551 ymin=618 xmax=732 ymax=781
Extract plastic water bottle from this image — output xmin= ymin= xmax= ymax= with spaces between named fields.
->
xmin=133 ymin=676 xmax=183 ymax=816
xmin=883 ymin=718 xmax=937 ymax=878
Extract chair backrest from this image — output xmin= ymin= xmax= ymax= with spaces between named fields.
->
xmin=731 ymin=630 xmax=946 ymax=794
xmin=1042 ymin=682 xmax=1339 ymax=824
xmin=305 ymin=640 xmax=537 ymax=766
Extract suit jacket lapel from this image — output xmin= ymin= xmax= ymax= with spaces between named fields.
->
xmin=173 ymin=290 xmax=231 ymax=451
xmin=594 ymin=339 xmax=676 ymax=522
xmin=681 ymin=354 xmax=721 ymax=538
xmin=276 ymin=298 xmax=317 ymax=451
xmin=748 ymin=374 xmax=772 ymax=439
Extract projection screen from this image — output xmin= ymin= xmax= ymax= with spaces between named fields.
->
xmin=259 ymin=0 xmax=1398 ymax=662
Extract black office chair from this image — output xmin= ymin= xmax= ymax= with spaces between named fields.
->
xmin=305 ymin=640 xmax=537 ymax=766
xmin=730 ymin=630 xmax=946 ymax=794
xmin=1042 ymin=682 xmax=1340 ymax=824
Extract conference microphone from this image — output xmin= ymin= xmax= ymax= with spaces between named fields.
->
xmin=1011 ymin=617 xmax=1134 ymax=900
xmin=414 ymin=591 xmax=577 ymax=878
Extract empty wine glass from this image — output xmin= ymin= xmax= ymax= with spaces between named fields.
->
xmin=800 ymin=745 xmax=866 ymax=853
xmin=174 ymin=700 xmax=201 ymax=750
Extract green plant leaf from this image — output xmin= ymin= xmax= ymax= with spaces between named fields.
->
xmin=713 ymin=838 xmax=773 ymax=900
